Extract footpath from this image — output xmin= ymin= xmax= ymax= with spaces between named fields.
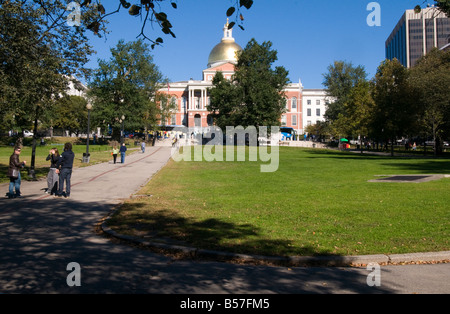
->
xmin=1 ymin=144 xmax=172 ymax=205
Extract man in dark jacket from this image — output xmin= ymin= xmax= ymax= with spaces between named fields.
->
xmin=120 ymin=143 xmax=127 ymax=163
xmin=8 ymin=146 xmax=26 ymax=198
xmin=55 ymin=142 xmax=75 ymax=198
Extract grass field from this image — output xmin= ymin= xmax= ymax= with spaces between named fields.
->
xmin=107 ymin=147 xmax=450 ymax=257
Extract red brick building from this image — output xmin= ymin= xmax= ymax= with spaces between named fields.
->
xmin=158 ymin=20 xmax=328 ymax=135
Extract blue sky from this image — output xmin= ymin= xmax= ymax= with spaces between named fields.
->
xmin=85 ymin=0 xmax=425 ymax=88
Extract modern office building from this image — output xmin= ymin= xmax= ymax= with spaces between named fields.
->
xmin=386 ymin=7 xmax=450 ymax=68
xmin=158 ymin=20 xmax=331 ymax=135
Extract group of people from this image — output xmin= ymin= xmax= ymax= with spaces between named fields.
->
xmin=111 ymin=143 xmax=128 ymax=164
xmin=6 ymin=141 xmax=137 ymax=199
xmin=6 ymin=142 xmax=74 ymax=199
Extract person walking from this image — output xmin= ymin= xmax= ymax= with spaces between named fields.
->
xmin=120 ymin=143 xmax=127 ymax=163
xmin=55 ymin=142 xmax=74 ymax=198
xmin=141 ymin=141 xmax=145 ymax=153
xmin=45 ymin=148 xmax=60 ymax=195
xmin=7 ymin=146 xmax=26 ymax=199
xmin=112 ymin=145 xmax=119 ymax=164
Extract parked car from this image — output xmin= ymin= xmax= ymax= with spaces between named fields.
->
xmin=23 ymin=130 xmax=34 ymax=137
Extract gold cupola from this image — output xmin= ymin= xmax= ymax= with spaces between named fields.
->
xmin=207 ymin=19 xmax=243 ymax=68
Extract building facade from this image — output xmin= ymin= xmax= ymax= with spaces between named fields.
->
xmin=386 ymin=7 xmax=450 ymax=68
xmin=159 ymin=21 xmax=330 ymax=135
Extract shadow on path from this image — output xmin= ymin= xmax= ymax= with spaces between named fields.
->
xmin=0 ymin=197 xmax=394 ymax=294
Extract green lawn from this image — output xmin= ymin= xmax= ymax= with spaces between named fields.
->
xmin=107 ymin=147 xmax=450 ymax=257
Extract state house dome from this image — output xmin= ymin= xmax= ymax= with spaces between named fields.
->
xmin=207 ymin=20 xmax=242 ymax=68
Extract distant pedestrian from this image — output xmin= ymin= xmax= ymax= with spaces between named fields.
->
xmin=112 ymin=146 xmax=119 ymax=164
xmin=46 ymin=148 xmax=60 ymax=195
xmin=7 ymin=146 xmax=26 ymax=199
xmin=120 ymin=143 xmax=127 ymax=163
xmin=141 ymin=141 xmax=145 ymax=153
xmin=413 ymin=142 xmax=417 ymax=151
xmin=55 ymin=142 xmax=74 ymax=198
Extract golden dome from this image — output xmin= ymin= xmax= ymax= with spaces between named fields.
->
xmin=207 ymin=21 xmax=242 ymax=68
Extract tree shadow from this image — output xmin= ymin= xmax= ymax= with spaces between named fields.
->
xmin=303 ymin=149 xmax=389 ymax=160
xmin=107 ymin=202 xmax=370 ymax=268
xmin=0 ymin=197 xmax=395 ymax=294
xmin=304 ymin=149 xmax=450 ymax=169
xmin=379 ymin=161 xmax=450 ymax=174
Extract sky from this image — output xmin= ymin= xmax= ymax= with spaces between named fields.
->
xmin=84 ymin=0 xmax=427 ymax=89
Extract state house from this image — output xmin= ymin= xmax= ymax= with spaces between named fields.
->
xmin=158 ymin=21 xmax=331 ymax=135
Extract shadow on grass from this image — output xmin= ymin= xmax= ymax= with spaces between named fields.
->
xmin=378 ymin=161 xmax=450 ymax=174
xmin=302 ymin=149 xmax=390 ymax=160
xmin=0 ymin=197 xmax=395 ymax=293
xmin=304 ymin=148 xmax=450 ymax=167
xmin=107 ymin=202 xmax=354 ymax=266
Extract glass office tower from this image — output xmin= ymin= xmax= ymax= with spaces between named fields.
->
xmin=386 ymin=7 xmax=450 ymax=68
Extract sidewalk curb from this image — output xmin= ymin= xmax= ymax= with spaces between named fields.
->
xmin=101 ymin=217 xmax=450 ymax=267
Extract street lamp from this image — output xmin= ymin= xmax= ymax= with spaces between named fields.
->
xmin=120 ymin=115 xmax=125 ymax=144
xmin=83 ymin=101 xmax=93 ymax=163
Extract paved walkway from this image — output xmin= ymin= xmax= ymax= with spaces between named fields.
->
xmin=1 ymin=145 xmax=449 ymax=294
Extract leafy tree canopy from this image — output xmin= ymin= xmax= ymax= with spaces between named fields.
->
xmin=208 ymin=39 xmax=289 ymax=131
xmin=1 ymin=0 xmax=253 ymax=49
xmin=88 ymin=39 xmax=165 ymax=139
xmin=322 ymin=61 xmax=367 ymax=122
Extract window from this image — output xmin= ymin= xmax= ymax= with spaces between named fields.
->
xmin=171 ymin=97 xmax=178 ymax=110
xmin=307 ymin=99 xmax=311 ymax=105
xmin=194 ymin=114 xmax=201 ymax=127
xmin=182 ymin=97 xmax=187 ymax=112
xmin=207 ymin=115 xmax=213 ymax=126
xmin=307 ymin=109 xmax=311 ymax=117
xmin=291 ymin=97 xmax=297 ymax=111
xmin=292 ymin=115 xmax=297 ymax=126
xmin=316 ymin=108 xmax=321 ymax=117
xmin=195 ymin=97 xmax=200 ymax=109
xmin=316 ymin=99 xmax=320 ymax=106
xmin=281 ymin=115 xmax=287 ymax=126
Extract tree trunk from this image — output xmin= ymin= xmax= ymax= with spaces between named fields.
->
xmin=29 ymin=107 xmax=39 ymax=180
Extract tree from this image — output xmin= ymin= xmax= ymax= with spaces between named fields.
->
xmin=208 ymin=72 xmax=243 ymax=131
xmin=304 ymin=121 xmax=330 ymax=142
xmin=342 ymin=81 xmax=376 ymax=152
xmin=46 ymin=95 xmax=89 ymax=136
xmin=371 ymin=58 xmax=417 ymax=156
xmin=4 ymin=0 xmax=254 ymax=49
xmin=322 ymin=61 xmax=368 ymax=122
xmin=157 ymin=92 xmax=178 ymax=128
xmin=1 ymin=1 xmax=96 ymax=177
xmin=208 ymin=39 xmax=289 ymax=132
xmin=88 ymin=39 xmax=165 ymax=140
xmin=410 ymin=48 xmax=450 ymax=155
xmin=415 ymin=1 xmax=450 ymax=16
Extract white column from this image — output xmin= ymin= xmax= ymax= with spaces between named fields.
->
xmin=201 ymin=89 xmax=206 ymax=110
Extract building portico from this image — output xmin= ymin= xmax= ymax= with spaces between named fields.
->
xmin=158 ymin=20 xmax=330 ymax=134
